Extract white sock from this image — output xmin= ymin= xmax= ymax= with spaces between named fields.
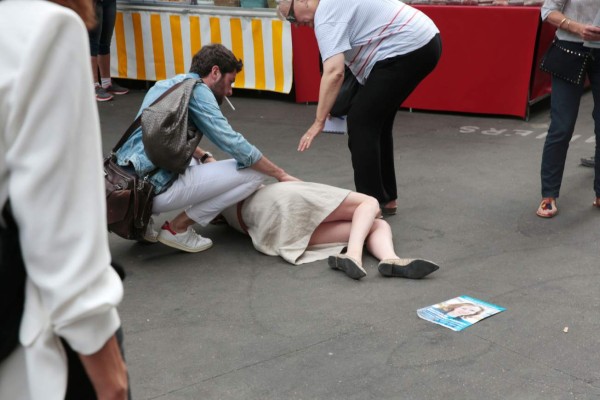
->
xmin=101 ymin=77 xmax=112 ymax=89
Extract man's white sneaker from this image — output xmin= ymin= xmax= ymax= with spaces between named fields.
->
xmin=157 ymin=221 xmax=213 ymax=253
xmin=142 ymin=217 xmax=159 ymax=243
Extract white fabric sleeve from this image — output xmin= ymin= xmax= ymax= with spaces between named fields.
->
xmin=541 ymin=0 xmax=566 ymax=21
xmin=5 ymin=5 xmax=123 ymax=355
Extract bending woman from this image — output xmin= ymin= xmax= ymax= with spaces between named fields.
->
xmin=221 ymin=181 xmax=440 ymax=280
xmin=278 ymin=0 xmax=441 ymax=215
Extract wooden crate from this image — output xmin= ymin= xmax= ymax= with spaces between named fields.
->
xmin=213 ymin=0 xmax=240 ymax=6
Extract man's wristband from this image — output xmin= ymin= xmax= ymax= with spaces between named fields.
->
xmin=200 ymin=152 xmax=213 ymax=163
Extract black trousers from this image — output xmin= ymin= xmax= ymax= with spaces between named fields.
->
xmin=347 ymin=34 xmax=442 ymax=204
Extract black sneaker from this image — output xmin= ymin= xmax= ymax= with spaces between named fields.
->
xmin=105 ymin=82 xmax=129 ymax=95
xmin=580 ymin=156 xmax=595 ymax=168
xmin=95 ymin=86 xmax=113 ymax=102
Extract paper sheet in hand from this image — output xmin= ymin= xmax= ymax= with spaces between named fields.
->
xmin=323 ymin=116 xmax=347 ymax=134
xmin=417 ymin=295 xmax=505 ymax=332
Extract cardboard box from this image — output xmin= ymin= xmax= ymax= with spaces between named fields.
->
xmin=214 ymin=0 xmax=240 ymax=6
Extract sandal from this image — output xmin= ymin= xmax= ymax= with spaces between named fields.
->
xmin=536 ymin=198 xmax=557 ymax=218
xmin=593 ymin=198 xmax=600 ymax=208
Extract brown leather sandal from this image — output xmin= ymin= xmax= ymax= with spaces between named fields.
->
xmin=593 ymin=198 xmax=600 ymax=208
xmin=536 ymin=198 xmax=557 ymax=218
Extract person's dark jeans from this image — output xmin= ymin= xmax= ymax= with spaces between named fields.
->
xmin=89 ymin=0 xmax=117 ymax=56
xmin=541 ymin=46 xmax=600 ymax=198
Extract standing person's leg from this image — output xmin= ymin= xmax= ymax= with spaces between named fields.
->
xmin=89 ymin=1 xmax=113 ymax=101
xmin=588 ymin=51 xmax=600 ymax=205
xmin=538 ymin=76 xmax=584 ymax=216
xmin=346 ymin=87 xmax=385 ymax=203
xmin=97 ymin=0 xmax=128 ymax=95
xmin=347 ymin=34 xmax=441 ymax=209
xmin=379 ymin=108 xmax=398 ymax=213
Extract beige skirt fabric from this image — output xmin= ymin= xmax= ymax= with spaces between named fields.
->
xmin=222 ymin=182 xmax=351 ymax=265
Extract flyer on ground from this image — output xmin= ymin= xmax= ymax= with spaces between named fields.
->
xmin=417 ymin=295 xmax=506 ymax=332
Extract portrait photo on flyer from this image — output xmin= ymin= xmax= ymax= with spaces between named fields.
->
xmin=417 ymin=295 xmax=506 ymax=332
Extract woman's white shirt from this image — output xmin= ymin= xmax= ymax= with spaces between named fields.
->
xmin=0 ymin=1 xmax=123 ymax=399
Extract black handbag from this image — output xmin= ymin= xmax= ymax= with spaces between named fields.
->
xmin=540 ymin=39 xmax=592 ymax=85
xmin=330 ymin=66 xmax=360 ymax=117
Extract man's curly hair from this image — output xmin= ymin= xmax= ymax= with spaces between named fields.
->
xmin=189 ymin=44 xmax=243 ymax=77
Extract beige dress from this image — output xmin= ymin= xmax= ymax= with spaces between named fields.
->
xmin=222 ymin=182 xmax=351 ymax=265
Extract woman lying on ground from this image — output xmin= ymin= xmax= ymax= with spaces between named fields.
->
xmin=219 ymin=181 xmax=440 ymax=280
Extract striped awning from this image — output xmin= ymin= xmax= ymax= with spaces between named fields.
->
xmin=111 ymin=4 xmax=293 ymax=93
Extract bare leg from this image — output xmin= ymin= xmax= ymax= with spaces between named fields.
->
xmin=310 ymin=192 xmax=439 ymax=279
xmin=98 ymin=54 xmax=111 ymax=80
xmin=364 ymin=219 xmax=398 ymax=261
xmin=310 ymin=218 xmax=398 ymax=262
xmin=310 ymin=192 xmax=380 ymax=263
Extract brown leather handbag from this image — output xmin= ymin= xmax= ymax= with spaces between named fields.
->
xmin=104 ymin=161 xmax=155 ymax=241
xmin=104 ymin=118 xmax=157 ymax=241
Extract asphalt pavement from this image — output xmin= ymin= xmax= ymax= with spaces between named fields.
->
xmin=99 ymin=85 xmax=600 ymax=400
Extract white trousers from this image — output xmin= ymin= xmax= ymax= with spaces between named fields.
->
xmin=152 ymin=159 xmax=265 ymax=226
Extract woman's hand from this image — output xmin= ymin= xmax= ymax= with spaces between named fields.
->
xmin=278 ymin=172 xmax=302 ymax=182
xmin=562 ymin=18 xmax=600 ymax=42
xmin=298 ymin=120 xmax=325 ymax=152
xmin=576 ymin=23 xmax=600 ymax=42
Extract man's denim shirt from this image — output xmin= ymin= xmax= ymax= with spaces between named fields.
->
xmin=115 ymin=73 xmax=262 ymax=193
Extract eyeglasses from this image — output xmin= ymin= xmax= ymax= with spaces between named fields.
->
xmin=285 ymin=0 xmax=296 ymax=23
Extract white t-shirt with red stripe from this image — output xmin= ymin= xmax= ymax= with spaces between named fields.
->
xmin=315 ymin=0 xmax=439 ymax=84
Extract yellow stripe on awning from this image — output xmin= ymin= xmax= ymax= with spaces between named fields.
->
xmin=230 ymin=18 xmax=244 ymax=87
xmin=210 ymin=17 xmax=221 ymax=44
xmin=114 ymin=12 xmax=127 ymax=77
xmin=271 ymin=19 xmax=284 ymax=93
xmin=190 ymin=16 xmax=201 ymax=56
xmin=132 ymin=13 xmax=146 ymax=80
xmin=169 ymin=15 xmax=185 ymax=74
xmin=251 ymin=19 xmax=265 ymax=90
xmin=150 ymin=14 xmax=166 ymax=80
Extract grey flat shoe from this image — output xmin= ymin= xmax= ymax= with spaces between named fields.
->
xmin=378 ymin=258 xmax=439 ymax=279
xmin=328 ymin=254 xmax=366 ymax=280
